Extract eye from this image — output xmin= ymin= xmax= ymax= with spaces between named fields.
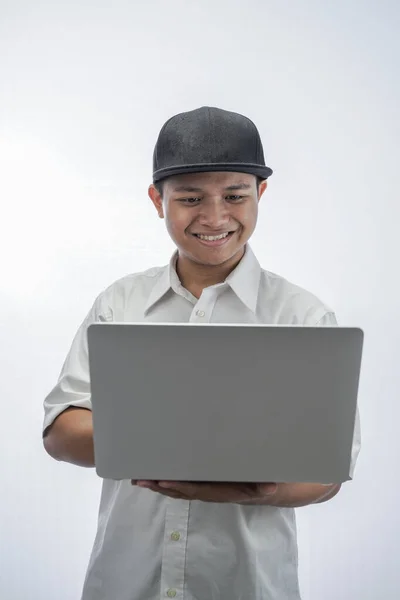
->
xmin=226 ymin=195 xmax=244 ymax=201
xmin=179 ymin=197 xmax=201 ymax=204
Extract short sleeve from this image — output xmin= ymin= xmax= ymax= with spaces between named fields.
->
xmin=314 ymin=310 xmax=361 ymax=479
xmin=42 ymin=294 xmax=112 ymax=436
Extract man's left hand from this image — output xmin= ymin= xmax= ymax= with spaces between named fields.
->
xmin=131 ymin=480 xmax=278 ymax=503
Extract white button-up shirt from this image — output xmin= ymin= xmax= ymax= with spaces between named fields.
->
xmin=43 ymin=245 xmax=361 ymax=600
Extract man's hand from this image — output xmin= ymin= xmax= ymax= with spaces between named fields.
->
xmin=131 ymin=480 xmax=342 ymax=507
xmin=131 ymin=480 xmax=278 ymax=503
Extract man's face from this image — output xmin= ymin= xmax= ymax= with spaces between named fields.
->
xmin=148 ymin=171 xmax=267 ymax=268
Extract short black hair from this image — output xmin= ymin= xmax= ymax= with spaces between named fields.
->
xmin=154 ymin=175 xmax=265 ymax=197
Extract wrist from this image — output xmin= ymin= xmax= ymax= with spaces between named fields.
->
xmin=251 ymin=482 xmax=341 ymax=508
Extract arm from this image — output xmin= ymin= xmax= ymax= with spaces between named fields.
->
xmin=133 ymin=480 xmax=342 ymax=506
xmin=43 ymin=407 xmax=95 ymax=468
xmin=251 ymin=481 xmax=342 ymax=507
xmin=42 ymin=295 xmax=109 ymax=468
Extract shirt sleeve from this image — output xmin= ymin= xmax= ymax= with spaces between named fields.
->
xmin=313 ymin=309 xmax=361 ymax=479
xmin=42 ymin=293 xmax=112 ymax=436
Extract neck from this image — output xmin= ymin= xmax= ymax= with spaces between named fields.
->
xmin=176 ymin=248 xmax=245 ymax=298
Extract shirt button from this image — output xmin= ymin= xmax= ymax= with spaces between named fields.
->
xmin=170 ymin=531 xmax=181 ymax=541
xmin=196 ymin=310 xmax=205 ymax=317
xmin=167 ymin=590 xmax=177 ymax=598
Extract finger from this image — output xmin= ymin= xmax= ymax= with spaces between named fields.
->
xmin=157 ymin=489 xmax=189 ymax=499
xmin=151 ymin=484 xmax=190 ymax=500
xmin=256 ymin=482 xmax=278 ymax=496
xmin=139 ymin=482 xmax=160 ymax=492
xmin=158 ymin=481 xmax=200 ymax=496
xmin=136 ymin=480 xmax=157 ymax=488
xmin=134 ymin=481 xmax=189 ymax=499
xmin=159 ymin=482 xmax=239 ymax=502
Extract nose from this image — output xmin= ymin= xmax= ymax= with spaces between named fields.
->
xmin=197 ymin=199 xmax=230 ymax=229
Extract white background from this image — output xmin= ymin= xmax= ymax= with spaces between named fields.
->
xmin=1 ymin=1 xmax=399 ymax=598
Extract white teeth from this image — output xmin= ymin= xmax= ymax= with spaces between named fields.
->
xmin=197 ymin=232 xmax=229 ymax=241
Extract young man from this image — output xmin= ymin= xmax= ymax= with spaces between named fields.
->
xmin=43 ymin=106 xmax=361 ymax=600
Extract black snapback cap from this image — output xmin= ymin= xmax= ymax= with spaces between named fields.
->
xmin=152 ymin=106 xmax=273 ymax=183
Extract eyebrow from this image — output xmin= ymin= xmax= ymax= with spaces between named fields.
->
xmin=172 ymin=183 xmax=252 ymax=192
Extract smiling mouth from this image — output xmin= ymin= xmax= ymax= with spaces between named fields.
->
xmin=191 ymin=231 xmax=236 ymax=246
xmin=193 ymin=231 xmax=236 ymax=240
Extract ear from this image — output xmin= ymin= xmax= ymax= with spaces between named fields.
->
xmin=148 ymin=184 xmax=164 ymax=218
xmin=257 ymin=180 xmax=268 ymax=202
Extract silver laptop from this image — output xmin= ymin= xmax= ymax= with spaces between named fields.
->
xmin=87 ymin=323 xmax=363 ymax=484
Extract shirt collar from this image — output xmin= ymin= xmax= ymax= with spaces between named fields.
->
xmin=143 ymin=257 xmax=175 ymax=315
xmin=144 ymin=244 xmax=261 ymax=315
xmin=225 ymin=244 xmax=261 ymax=313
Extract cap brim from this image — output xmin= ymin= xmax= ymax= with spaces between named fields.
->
xmin=153 ymin=162 xmax=273 ymax=183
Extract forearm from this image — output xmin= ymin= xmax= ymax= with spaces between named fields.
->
xmin=43 ymin=407 xmax=95 ymax=468
xmin=251 ymin=482 xmax=341 ymax=508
